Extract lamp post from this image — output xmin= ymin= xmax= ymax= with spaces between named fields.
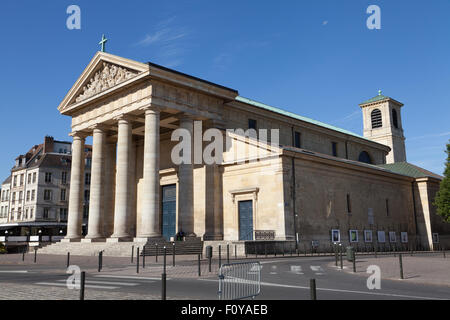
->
xmin=38 ymin=229 xmax=42 ymax=242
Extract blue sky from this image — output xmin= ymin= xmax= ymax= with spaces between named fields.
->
xmin=0 ymin=0 xmax=449 ymax=180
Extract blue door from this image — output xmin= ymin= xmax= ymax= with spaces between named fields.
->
xmin=162 ymin=185 xmax=176 ymax=241
xmin=239 ymin=200 xmax=253 ymax=240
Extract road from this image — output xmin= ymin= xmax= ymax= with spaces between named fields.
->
xmin=0 ymin=255 xmax=448 ymax=300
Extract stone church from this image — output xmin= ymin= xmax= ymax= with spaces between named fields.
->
xmin=47 ymin=51 xmax=448 ymax=255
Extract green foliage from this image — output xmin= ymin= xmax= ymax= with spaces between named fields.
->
xmin=434 ymin=141 xmax=450 ymax=223
xmin=0 ymin=243 xmax=6 ymax=254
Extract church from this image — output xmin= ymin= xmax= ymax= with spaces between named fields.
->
xmin=47 ymin=50 xmax=449 ymax=255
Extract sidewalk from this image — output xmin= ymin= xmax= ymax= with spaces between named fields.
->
xmin=329 ymin=253 xmax=450 ymax=287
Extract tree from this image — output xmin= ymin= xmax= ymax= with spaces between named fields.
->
xmin=434 ymin=141 xmax=450 ymax=223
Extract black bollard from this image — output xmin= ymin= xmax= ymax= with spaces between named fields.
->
xmin=67 ymin=252 xmax=70 ymax=268
xmin=34 ymin=248 xmax=37 ymax=263
xmin=219 ymin=245 xmax=222 ymax=269
xmin=172 ymin=243 xmax=176 ymax=267
xmin=98 ymin=251 xmax=103 ymax=272
xmin=399 ymin=253 xmax=404 ymax=279
xmin=208 ymin=251 xmax=212 ymax=273
xmin=79 ymin=271 xmax=85 ymax=301
xmin=136 ymin=247 xmax=140 ymax=274
xmin=265 ymin=242 xmax=267 ymax=258
xmin=131 ymin=245 xmax=134 ymax=263
xmin=198 ymin=254 xmax=201 ymax=277
xmin=227 ymin=244 xmax=230 ymax=264
xmin=235 ymin=245 xmax=237 ymax=260
xmin=22 ymin=250 xmax=25 ymax=262
xmin=162 ymin=247 xmax=167 ymax=301
xmin=340 ymin=246 xmax=343 ymax=270
xmin=352 ymin=252 xmax=356 ymax=273
xmin=156 ymin=244 xmax=158 ymax=263
xmin=310 ymin=279 xmax=317 ymax=300
xmin=335 ymin=246 xmax=338 ymax=267
xmin=143 ymin=248 xmax=145 ymax=269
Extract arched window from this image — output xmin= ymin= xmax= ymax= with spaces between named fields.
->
xmin=371 ymin=109 xmax=382 ymax=128
xmin=358 ymin=151 xmax=372 ymax=164
xmin=392 ymin=109 xmax=399 ymax=128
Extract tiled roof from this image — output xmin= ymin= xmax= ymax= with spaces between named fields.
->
xmin=236 ymin=96 xmax=372 ymax=142
xmin=377 ymin=162 xmax=443 ymax=180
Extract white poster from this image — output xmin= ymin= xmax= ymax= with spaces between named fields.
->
xmin=364 ymin=230 xmax=373 ymax=243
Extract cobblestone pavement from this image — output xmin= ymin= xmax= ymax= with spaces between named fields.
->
xmin=0 ymin=282 xmax=160 ymax=300
xmin=328 ymin=253 xmax=450 ymax=287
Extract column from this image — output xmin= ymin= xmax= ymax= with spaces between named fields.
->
xmin=65 ymin=132 xmax=86 ymax=241
xmin=109 ymin=115 xmax=133 ymax=241
xmin=103 ymin=139 xmax=116 ymax=238
xmin=178 ymin=116 xmax=196 ymax=237
xmin=137 ymin=107 xmax=161 ymax=240
xmin=84 ymin=126 xmax=106 ymax=241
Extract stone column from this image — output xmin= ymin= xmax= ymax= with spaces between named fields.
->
xmin=103 ymin=139 xmax=116 ymax=238
xmin=65 ymin=132 xmax=86 ymax=241
xmin=109 ymin=115 xmax=133 ymax=241
xmin=137 ymin=107 xmax=161 ymax=240
xmin=84 ymin=126 xmax=106 ymax=241
xmin=178 ymin=116 xmax=196 ymax=237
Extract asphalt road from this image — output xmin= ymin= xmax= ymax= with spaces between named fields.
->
xmin=0 ymin=255 xmax=449 ymax=300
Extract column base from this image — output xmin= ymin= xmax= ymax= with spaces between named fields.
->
xmin=106 ymin=237 xmax=133 ymax=243
xmin=81 ymin=238 xmax=106 ymax=243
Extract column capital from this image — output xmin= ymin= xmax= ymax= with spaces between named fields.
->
xmin=69 ymin=131 xmax=89 ymax=139
xmin=139 ymin=104 xmax=164 ymax=114
xmin=88 ymin=123 xmax=109 ymax=133
xmin=113 ymin=113 xmax=134 ymax=123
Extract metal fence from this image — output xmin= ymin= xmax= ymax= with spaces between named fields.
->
xmin=218 ymin=261 xmax=261 ymax=300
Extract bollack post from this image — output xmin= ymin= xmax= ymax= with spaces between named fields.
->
xmin=352 ymin=252 xmax=356 ymax=273
xmin=198 ymin=254 xmax=201 ymax=277
xmin=131 ymin=245 xmax=134 ymax=263
xmin=339 ymin=246 xmax=343 ymax=270
xmin=172 ymin=243 xmax=175 ymax=267
xmin=208 ymin=252 xmax=212 ymax=273
xmin=310 ymin=279 xmax=317 ymax=300
xmin=98 ymin=251 xmax=103 ymax=272
xmin=143 ymin=248 xmax=145 ymax=269
xmin=227 ymin=244 xmax=230 ymax=264
xmin=219 ymin=245 xmax=222 ymax=269
xmin=334 ymin=246 xmax=338 ymax=267
xmin=79 ymin=271 xmax=85 ymax=301
xmin=156 ymin=244 xmax=158 ymax=263
xmin=235 ymin=244 xmax=237 ymax=260
xmin=67 ymin=252 xmax=70 ymax=268
xmin=34 ymin=248 xmax=37 ymax=263
xmin=162 ymin=247 xmax=167 ymax=300
xmin=136 ymin=247 xmax=140 ymax=274
xmin=399 ymin=253 xmax=404 ymax=279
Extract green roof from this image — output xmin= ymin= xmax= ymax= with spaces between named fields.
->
xmin=236 ymin=96 xmax=372 ymax=142
xmin=377 ymin=162 xmax=443 ymax=179
xmin=360 ymin=94 xmax=390 ymax=105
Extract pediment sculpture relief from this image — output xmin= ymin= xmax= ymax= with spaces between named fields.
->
xmin=75 ymin=62 xmax=138 ymax=103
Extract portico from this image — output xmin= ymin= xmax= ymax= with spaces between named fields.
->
xmin=59 ymin=51 xmax=236 ymax=243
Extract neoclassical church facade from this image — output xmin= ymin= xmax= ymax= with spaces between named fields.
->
xmin=56 ymin=51 xmax=449 ymax=252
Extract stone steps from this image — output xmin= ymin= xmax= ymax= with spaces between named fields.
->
xmin=142 ymin=241 xmax=203 ymax=256
xmin=37 ymin=241 xmax=139 ymax=257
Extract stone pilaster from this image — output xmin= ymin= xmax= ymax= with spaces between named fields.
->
xmin=136 ymin=107 xmax=161 ymax=241
xmin=103 ymin=139 xmax=116 ymax=238
xmin=84 ymin=126 xmax=106 ymax=241
xmin=65 ymin=132 xmax=86 ymax=241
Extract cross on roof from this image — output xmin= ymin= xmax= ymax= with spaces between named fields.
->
xmin=99 ymin=34 xmax=108 ymax=52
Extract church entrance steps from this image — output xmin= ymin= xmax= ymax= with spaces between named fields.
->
xmin=37 ymin=241 xmax=142 ymax=257
xmin=142 ymin=240 xmax=203 ymax=256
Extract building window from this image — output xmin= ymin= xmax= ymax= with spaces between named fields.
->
xmin=60 ymin=189 xmax=66 ymax=201
xmin=20 ymin=174 xmax=24 ymax=186
xmin=294 ymin=131 xmax=301 ymax=148
xmin=392 ymin=109 xmax=399 ymax=129
xmin=371 ymin=109 xmax=382 ymax=129
xmin=358 ymin=151 xmax=372 ymax=164
xmin=43 ymin=208 xmax=49 ymax=219
xmin=60 ymin=208 xmax=68 ymax=222
xmin=85 ymin=173 xmax=91 ymax=186
xmin=332 ymin=142 xmax=338 ymax=157
xmin=13 ymin=176 xmax=17 ymax=187
xmin=61 ymin=171 xmax=68 ymax=184
xmin=346 ymin=194 xmax=352 ymax=214
xmin=248 ymin=119 xmax=257 ymax=130
xmin=32 ymin=172 xmax=37 ymax=183
xmin=26 ymin=191 xmax=30 ymax=202
xmin=25 ymin=208 xmax=28 ymax=219
xmin=84 ymin=190 xmax=90 ymax=202
xmin=83 ymin=206 xmax=89 ymax=219
xmin=12 ymin=192 xmax=16 ymax=202
xmin=45 ymin=172 xmax=52 ymax=183
xmin=31 ymin=190 xmax=36 ymax=201
xmin=17 ymin=208 xmax=22 ymax=220
xmin=85 ymin=158 xmax=92 ymax=167
xmin=30 ymin=208 xmax=34 ymax=219
xmin=19 ymin=191 xmax=23 ymax=201
xmin=44 ymin=189 xmax=52 ymax=201
xmin=27 ymin=174 xmax=32 ymax=184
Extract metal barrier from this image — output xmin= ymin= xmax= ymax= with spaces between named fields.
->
xmin=218 ymin=261 xmax=261 ymax=300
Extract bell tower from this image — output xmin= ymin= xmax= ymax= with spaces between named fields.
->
xmin=359 ymin=91 xmax=406 ymax=164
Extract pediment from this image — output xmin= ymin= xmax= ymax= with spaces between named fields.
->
xmin=58 ymin=52 xmax=149 ymax=114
